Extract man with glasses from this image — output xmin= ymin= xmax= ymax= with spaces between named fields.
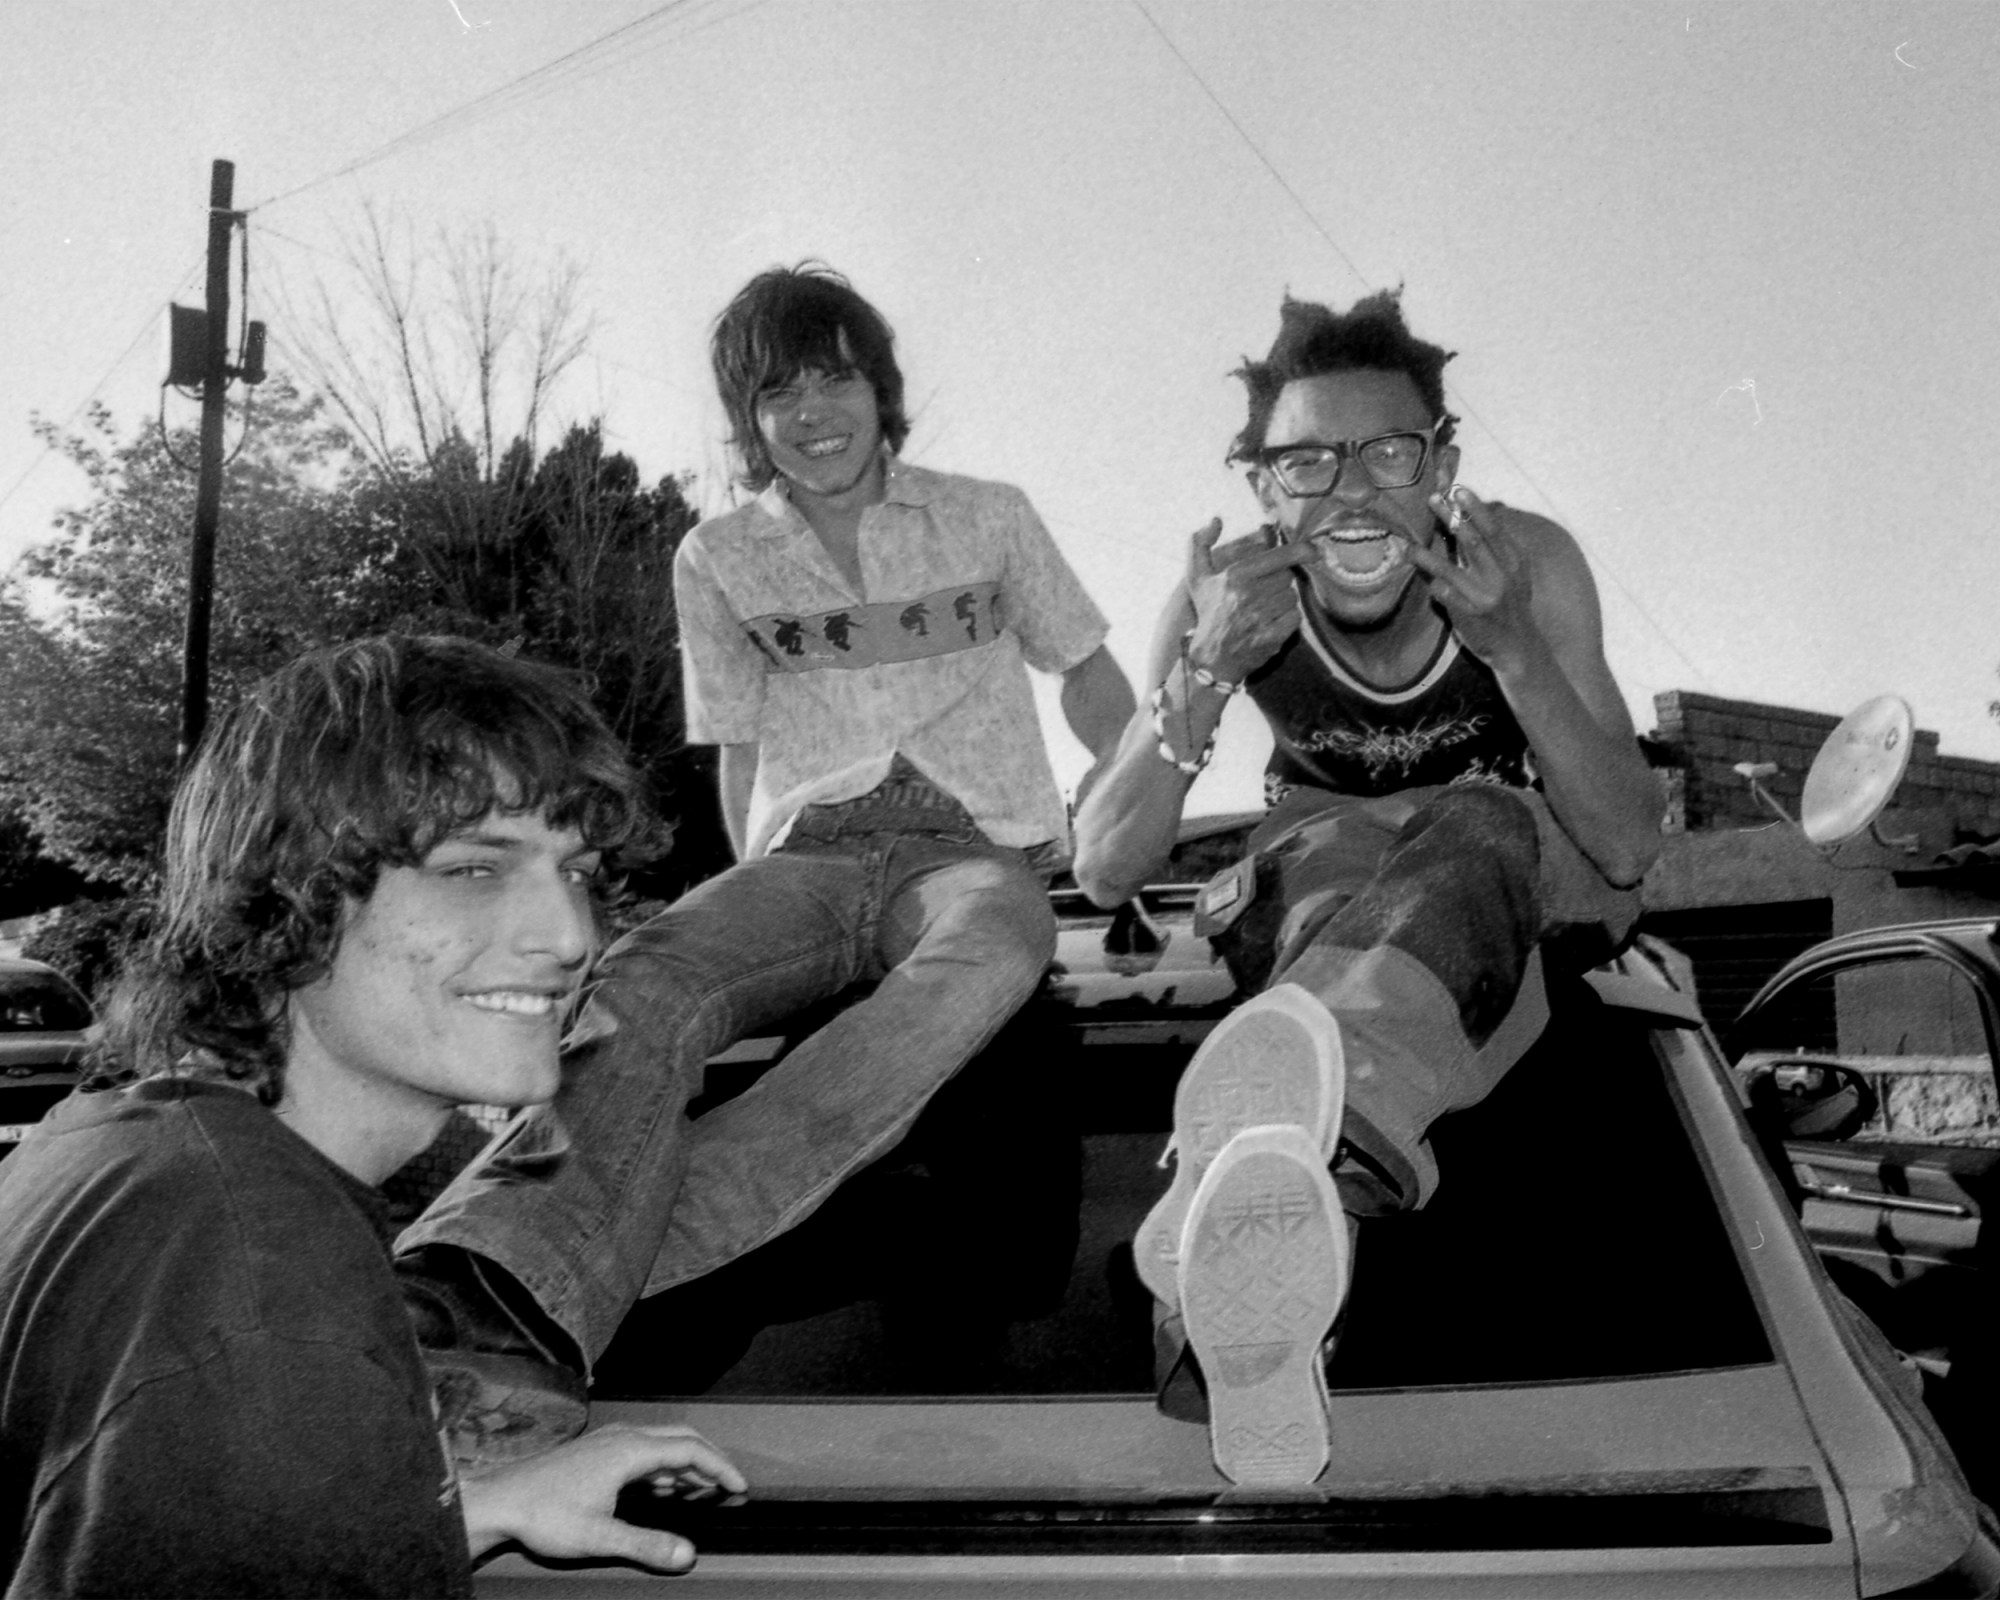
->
xmin=1073 ymin=291 xmax=1660 ymax=1486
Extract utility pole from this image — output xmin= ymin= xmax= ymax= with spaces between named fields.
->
xmin=171 ymin=160 xmax=264 ymax=766
xmin=178 ymin=159 xmax=235 ymax=767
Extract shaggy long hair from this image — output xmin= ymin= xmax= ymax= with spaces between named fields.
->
xmin=90 ymin=635 xmax=649 ymax=1103
xmin=1227 ymin=289 xmax=1458 ymax=463
xmin=711 ymin=261 xmax=910 ymax=491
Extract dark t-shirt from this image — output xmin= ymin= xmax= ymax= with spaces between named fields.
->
xmin=1248 ymin=593 xmax=1535 ymax=803
xmin=0 ymin=1079 xmax=470 ymax=1598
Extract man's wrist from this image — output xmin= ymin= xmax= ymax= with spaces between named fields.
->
xmin=1168 ymin=628 xmax=1248 ymax=696
xmin=1149 ymin=686 xmax=1213 ymax=777
xmin=1148 ymin=658 xmax=1230 ymax=779
xmin=1181 ymin=630 xmax=1244 ymax=697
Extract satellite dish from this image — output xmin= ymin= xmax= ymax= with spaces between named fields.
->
xmin=1800 ymin=695 xmax=1915 ymax=846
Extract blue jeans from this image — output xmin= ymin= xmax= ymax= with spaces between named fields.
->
xmin=400 ymin=830 xmax=1056 ymax=1371
xmin=1208 ymin=784 xmax=1641 ymax=1212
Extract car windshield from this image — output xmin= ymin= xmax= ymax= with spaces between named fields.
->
xmin=474 ymin=918 xmax=1857 ymax=1563
xmin=0 ymin=971 xmax=90 ymax=1034
xmin=593 ymin=946 xmax=1770 ymax=1407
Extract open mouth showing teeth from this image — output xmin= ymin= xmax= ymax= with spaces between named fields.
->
xmin=1309 ymin=527 xmax=1403 ymax=587
xmin=799 ymin=436 xmax=849 ymax=459
xmin=466 ymin=991 xmax=563 ymax=1018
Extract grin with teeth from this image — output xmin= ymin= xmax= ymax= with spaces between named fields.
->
xmin=465 ymin=991 xmax=564 ymax=1018
xmin=799 ymin=436 xmax=850 ymax=459
xmin=1307 ymin=525 xmax=1406 ymax=587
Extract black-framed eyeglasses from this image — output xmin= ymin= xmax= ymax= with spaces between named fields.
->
xmin=1247 ymin=418 xmax=1454 ymax=497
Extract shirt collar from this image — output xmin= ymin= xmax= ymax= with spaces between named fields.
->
xmin=879 ymin=454 xmax=937 ymax=508
xmin=751 ymin=450 xmax=935 ymax=526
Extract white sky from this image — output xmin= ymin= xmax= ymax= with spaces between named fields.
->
xmin=4 ymin=0 xmax=1997 ymax=816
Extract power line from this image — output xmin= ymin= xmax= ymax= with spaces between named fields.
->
xmin=245 ymin=0 xmax=774 ymax=217
xmin=1126 ymin=0 xmax=1371 ymax=295
xmin=246 ymin=221 xmax=346 ymax=268
xmin=0 ymin=254 xmax=205 ymax=533
xmin=1124 ymin=0 xmax=1713 ymax=690
xmin=1439 ymin=390 xmax=1712 ymax=688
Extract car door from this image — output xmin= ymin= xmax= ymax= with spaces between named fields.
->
xmin=1730 ymin=942 xmax=1999 ymax=1377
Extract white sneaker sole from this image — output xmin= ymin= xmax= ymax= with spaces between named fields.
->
xmin=1179 ymin=1124 xmax=1349 ymax=1486
xmin=1134 ymin=984 xmax=1345 ymax=1308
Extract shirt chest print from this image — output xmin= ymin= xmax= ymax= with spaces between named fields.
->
xmin=742 ymin=581 xmax=1000 ymax=672
xmin=1295 ymin=713 xmax=1489 ymax=779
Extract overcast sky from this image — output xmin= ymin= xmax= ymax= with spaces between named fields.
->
xmin=5 ymin=0 xmax=1995 ymax=814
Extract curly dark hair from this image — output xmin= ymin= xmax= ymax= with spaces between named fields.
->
xmin=1228 ymin=289 xmax=1458 ymax=463
xmin=711 ymin=261 xmax=910 ymax=491
xmin=89 ymin=635 xmax=650 ymax=1103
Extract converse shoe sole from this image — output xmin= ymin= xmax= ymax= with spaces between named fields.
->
xmin=1179 ymin=1124 xmax=1349 ymax=1487
xmin=1134 ymin=983 xmax=1345 ymax=1308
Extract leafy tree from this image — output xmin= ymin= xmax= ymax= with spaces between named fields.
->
xmin=0 ymin=804 xmax=91 ymax=924
xmin=3 ymin=215 xmax=728 ymax=930
xmin=0 ymin=383 xmax=422 ymax=888
xmin=277 ymin=212 xmax=727 ymax=887
xmin=1 ymin=390 xmax=728 ymax=899
xmin=277 ymin=206 xmax=590 ymax=546
xmin=363 ymin=421 xmax=727 ymax=891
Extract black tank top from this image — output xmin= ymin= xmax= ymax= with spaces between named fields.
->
xmin=1247 ymin=591 xmax=1535 ymax=805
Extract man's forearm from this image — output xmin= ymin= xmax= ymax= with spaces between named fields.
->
xmin=717 ymin=743 xmax=757 ymax=861
xmin=1061 ymin=646 xmax=1138 ymax=804
xmin=1496 ymin=644 xmax=1661 ymax=888
xmin=1071 ymin=659 xmax=1228 ymax=906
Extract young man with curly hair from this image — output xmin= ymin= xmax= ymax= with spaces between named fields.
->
xmin=398 ymin=261 xmax=1133 ymax=1438
xmin=0 ymin=636 xmax=744 ymax=1598
xmin=1073 ymin=291 xmax=1661 ymax=1486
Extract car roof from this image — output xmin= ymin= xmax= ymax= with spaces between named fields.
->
xmin=0 ymin=955 xmax=83 ymax=984
xmin=490 ymin=891 xmax=1996 ymax=1588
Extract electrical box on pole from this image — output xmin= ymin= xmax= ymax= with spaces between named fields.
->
xmin=240 ymin=322 xmax=267 ymax=386
xmin=165 ymin=304 xmax=207 ymax=390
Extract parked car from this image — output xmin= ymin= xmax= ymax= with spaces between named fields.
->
xmin=0 ymin=956 xmax=90 ymax=1161
xmin=477 ymin=891 xmax=1999 ymax=1597
xmin=1729 ymin=916 xmax=2000 ymax=1509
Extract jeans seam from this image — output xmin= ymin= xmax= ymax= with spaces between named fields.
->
xmin=650 ymin=923 xmax=1049 ymax=1288
xmin=526 ymin=920 xmax=868 ymax=1326
xmin=649 ymin=845 xmax=1052 ymax=1288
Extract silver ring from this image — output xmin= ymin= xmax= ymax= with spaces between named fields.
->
xmin=1446 ymin=497 xmax=1467 ymax=532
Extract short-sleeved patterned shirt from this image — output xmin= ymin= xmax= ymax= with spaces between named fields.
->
xmin=676 ymin=457 xmax=1109 ymax=859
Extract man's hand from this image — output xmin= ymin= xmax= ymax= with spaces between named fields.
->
xmin=1183 ymin=518 xmax=1316 ymax=684
xmin=462 ymin=1422 xmax=748 ymax=1571
xmin=1402 ymin=487 xmax=1542 ymax=678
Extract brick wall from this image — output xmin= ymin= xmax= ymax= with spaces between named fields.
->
xmin=1649 ymin=690 xmax=2000 ymax=840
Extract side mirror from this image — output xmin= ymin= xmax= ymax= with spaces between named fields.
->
xmin=1742 ymin=1057 xmax=1880 ymax=1141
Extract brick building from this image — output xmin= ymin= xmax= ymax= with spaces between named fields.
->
xmin=1641 ymin=691 xmax=2000 ymax=1030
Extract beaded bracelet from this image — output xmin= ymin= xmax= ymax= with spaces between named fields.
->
xmin=1149 ymin=685 xmax=1214 ymax=777
xmin=1181 ymin=631 xmax=1242 ymax=696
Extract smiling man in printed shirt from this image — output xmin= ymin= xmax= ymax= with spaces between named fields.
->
xmin=399 ymin=262 xmax=1134 ymax=1444
xmin=1073 ymin=289 xmax=1662 ymax=1487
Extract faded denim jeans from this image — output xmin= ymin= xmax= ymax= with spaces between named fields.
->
xmin=402 ymin=801 xmax=1057 ymax=1372
xmin=1210 ymin=783 xmax=1642 ymax=1212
